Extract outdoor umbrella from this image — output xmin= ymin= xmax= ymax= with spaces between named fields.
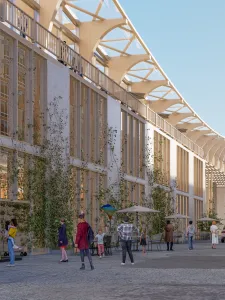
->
xmin=117 ymin=205 xmax=160 ymax=230
xmin=117 ymin=205 xmax=160 ymax=250
xmin=165 ymin=214 xmax=190 ymax=219
xmin=197 ymin=217 xmax=216 ymax=222
xmin=117 ymin=205 xmax=160 ymax=213
xmin=100 ymin=204 xmax=117 ymax=232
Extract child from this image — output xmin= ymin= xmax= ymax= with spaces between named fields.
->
xmin=140 ymin=229 xmax=147 ymax=254
xmin=95 ymin=229 xmax=105 ymax=258
xmin=5 ymin=220 xmax=21 ymax=250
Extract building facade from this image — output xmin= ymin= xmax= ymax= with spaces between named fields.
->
xmin=0 ymin=0 xmax=224 ymax=238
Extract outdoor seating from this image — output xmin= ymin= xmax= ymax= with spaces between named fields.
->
xmin=111 ymin=238 xmax=120 ymax=251
xmin=173 ymin=231 xmax=184 ymax=244
xmin=104 ymin=235 xmax=112 ymax=256
xmin=132 ymin=239 xmax=139 ymax=251
xmin=149 ymin=233 xmax=163 ymax=251
xmin=89 ymin=242 xmax=98 ymax=256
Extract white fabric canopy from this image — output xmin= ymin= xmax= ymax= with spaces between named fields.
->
xmin=165 ymin=213 xmax=189 ymax=219
xmin=197 ymin=217 xmax=216 ymax=222
xmin=117 ymin=205 xmax=160 ymax=213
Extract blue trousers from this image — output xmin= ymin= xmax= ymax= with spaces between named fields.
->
xmin=188 ymin=236 xmax=193 ymax=249
xmin=8 ymin=239 xmax=15 ymax=265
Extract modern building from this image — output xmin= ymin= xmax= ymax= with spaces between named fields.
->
xmin=0 ymin=0 xmax=224 ymax=235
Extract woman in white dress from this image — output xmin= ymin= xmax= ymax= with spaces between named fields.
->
xmin=210 ymin=221 xmax=219 ymax=249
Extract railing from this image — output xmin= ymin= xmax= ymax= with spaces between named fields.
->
xmin=0 ymin=0 xmax=204 ymax=158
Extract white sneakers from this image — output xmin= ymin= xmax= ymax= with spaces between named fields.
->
xmin=121 ymin=262 xmax=134 ymax=266
xmin=7 ymin=264 xmax=15 ymax=267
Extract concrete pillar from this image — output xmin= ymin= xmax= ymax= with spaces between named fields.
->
xmin=170 ymin=138 xmax=177 ymax=211
xmin=107 ymin=96 xmax=121 ymax=200
xmin=145 ymin=122 xmax=154 ymax=203
xmin=46 ymin=60 xmax=70 ymax=156
xmin=188 ymin=152 xmax=195 ymax=221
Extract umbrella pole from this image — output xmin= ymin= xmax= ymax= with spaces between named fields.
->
xmin=136 ymin=212 xmax=139 ymax=251
xmin=109 ymin=218 xmax=112 ymax=233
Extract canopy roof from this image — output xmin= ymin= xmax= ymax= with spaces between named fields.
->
xmin=36 ymin=0 xmax=225 ymax=176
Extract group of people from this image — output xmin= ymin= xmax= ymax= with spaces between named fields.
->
xmin=165 ymin=219 xmax=219 ymax=251
xmin=3 ymin=214 xmax=220 ymax=269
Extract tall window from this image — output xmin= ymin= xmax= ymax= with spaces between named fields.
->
xmin=0 ymin=149 xmax=9 ymax=199
xmin=18 ymin=44 xmax=27 ymax=141
xmin=154 ymin=131 xmax=170 ymax=185
xmin=176 ymin=194 xmax=189 ymax=228
xmin=70 ymin=77 xmax=107 ymax=165
xmin=194 ymin=157 xmax=203 ymax=197
xmin=72 ymin=167 xmax=106 ymax=231
xmin=0 ymin=32 xmax=11 ymax=136
xmin=121 ymin=110 xmax=145 ymax=178
xmin=194 ymin=198 xmax=203 ymax=230
xmin=33 ymin=54 xmax=44 ymax=145
xmin=177 ymin=146 xmax=189 ymax=193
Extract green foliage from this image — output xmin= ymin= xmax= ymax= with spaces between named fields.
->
xmin=150 ymin=186 xmax=174 ymax=234
xmin=197 ymin=210 xmax=222 ymax=232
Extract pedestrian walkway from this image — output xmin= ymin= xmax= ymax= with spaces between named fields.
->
xmin=1 ymin=243 xmax=225 ymax=300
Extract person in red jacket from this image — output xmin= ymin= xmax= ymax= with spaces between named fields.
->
xmin=75 ymin=212 xmax=94 ymax=270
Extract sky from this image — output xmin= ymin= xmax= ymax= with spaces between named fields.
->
xmin=119 ymin=0 xmax=225 ymax=136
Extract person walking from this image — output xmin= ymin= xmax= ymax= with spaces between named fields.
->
xmin=75 ymin=212 xmax=94 ymax=270
xmin=186 ymin=220 xmax=195 ymax=250
xmin=58 ymin=218 xmax=68 ymax=262
xmin=210 ymin=221 xmax=219 ymax=249
xmin=165 ymin=220 xmax=174 ymax=251
xmin=7 ymin=219 xmax=18 ymax=267
xmin=117 ymin=216 xmax=138 ymax=265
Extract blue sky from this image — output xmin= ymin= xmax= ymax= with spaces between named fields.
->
xmin=119 ymin=0 xmax=225 ymax=136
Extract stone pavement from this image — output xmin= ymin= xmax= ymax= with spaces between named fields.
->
xmin=1 ymin=243 xmax=225 ymax=300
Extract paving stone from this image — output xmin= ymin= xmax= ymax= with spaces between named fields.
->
xmin=1 ymin=243 xmax=225 ymax=300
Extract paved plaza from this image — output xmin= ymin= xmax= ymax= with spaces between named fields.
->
xmin=1 ymin=243 xmax=225 ymax=300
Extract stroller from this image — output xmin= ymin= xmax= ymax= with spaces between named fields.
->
xmin=0 ymin=230 xmax=27 ymax=257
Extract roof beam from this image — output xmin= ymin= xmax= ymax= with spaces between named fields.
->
xmin=79 ymin=18 xmax=127 ymax=61
xmin=186 ymin=130 xmax=211 ymax=141
xmin=131 ymin=80 xmax=169 ymax=95
xmin=108 ymin=54 xmax=150 ymax=83
xmin=100 ymin=43 xmax=129 ymax=55
xmin=62 ymin=4 xmax=81 ymax=26
xmin=93 ymin=0 xmax=104 ymax=21
xmin=54 ymin=20 xmax=80 ymax=43
xmin=101 ymin=38 xmax=130 ymax=42
xmin=197 ymin=135 xmax=218 ymax=148
xmin=167 ymin=112 xmax=193 ymax=126
xmin=176 ymin=122 xmax=203 ymax=132
xmin=145 ymin=99 xmax=180 ymax=113
xmin=40 ymin=0 xmax=63 ymax=30
xmin=65 ymin=1 xmax=105 ymax=20
xmin=121 ymin=35 xmax=135 ymax=56
xmin=23 ymin=0 xmax=40 ymax=11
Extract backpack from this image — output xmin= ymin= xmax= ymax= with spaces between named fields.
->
xmin=87 ymin=225 xmax=94 ymax=244
xmin=188 ymin=225 xmax=195 ymax=236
